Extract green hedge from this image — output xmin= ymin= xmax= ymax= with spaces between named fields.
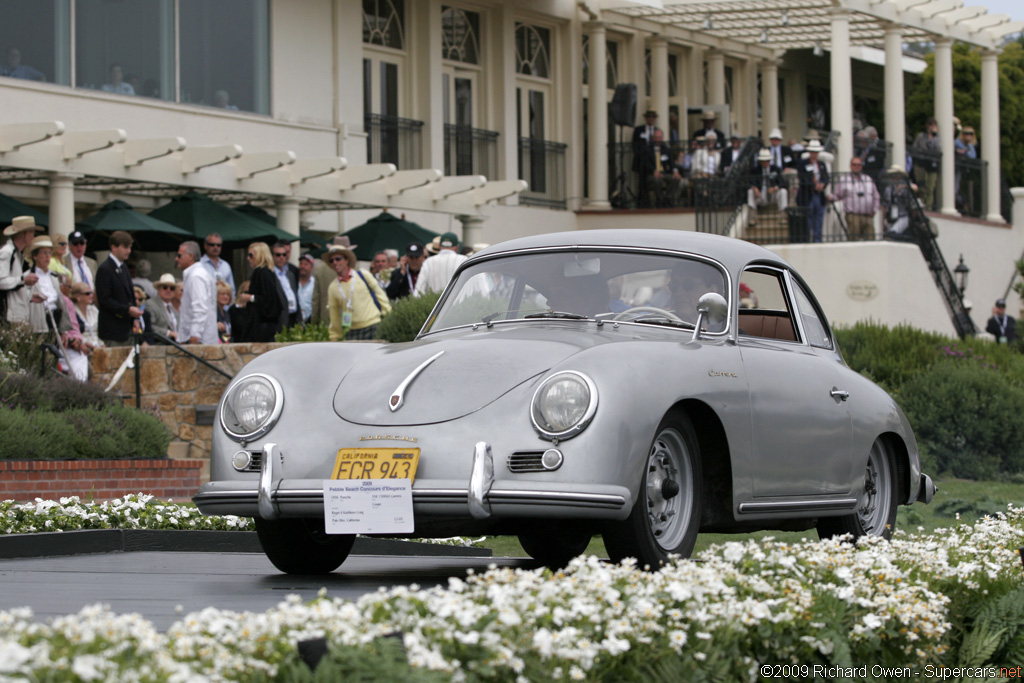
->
xmin=835 ymin=322 xmax=1024 ymax=479
xmin=376 ymin=292 xmax=441 ymax=343
xmin=0 ymin=372 xmax=172 ymax=460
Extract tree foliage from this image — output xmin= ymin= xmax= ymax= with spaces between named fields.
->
xmin=905 ymin=40 xmax=1024 ymax=189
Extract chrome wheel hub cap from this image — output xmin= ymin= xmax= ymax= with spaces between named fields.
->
xmin=645 ymin=428 xmax=693 ymax=550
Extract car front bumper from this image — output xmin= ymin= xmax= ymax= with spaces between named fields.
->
xmin=193 ymin=441 xmax=632 ymax=522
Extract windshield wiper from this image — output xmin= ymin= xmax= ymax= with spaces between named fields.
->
xmin=524 ymin=311 xmax=589 ymax=320
xmin=629 ymin=315 xmax=694 ymax=329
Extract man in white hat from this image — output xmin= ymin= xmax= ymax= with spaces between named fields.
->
xmin=414 ymin=232 xmax=466 ymax=297
xmin=796 ymin=139 xmax=830 ymax=243
xmin=0 ymin=216 xmax=42 ymax=324
xmin=149 ymin=273 xmax=178 ymax=340
xmin=692 ymin=110 xmax=725 ymax=149
xmin=748 ymin=148 xmax=788 ymax=220
xmin=766 ymin=128 xmax=795 ymax=170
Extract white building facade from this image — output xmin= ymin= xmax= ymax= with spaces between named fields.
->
xmin=1 ymin=0 xmax=1022 ymax=336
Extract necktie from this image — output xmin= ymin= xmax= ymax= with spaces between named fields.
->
xmin=78 ymin=259 xmax=90 ymax=287
xmin=167 ymin=303 xmax=177 ymax=331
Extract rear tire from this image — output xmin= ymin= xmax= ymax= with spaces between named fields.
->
xmin=255 ymin=517 xmax=355 ymax=574
xmin=518 ymin=529 xmax=592 ymax=569
xmin=817 ymin=438 xmax=899 ymax=541
xmin=603 ymin=412 xmax=702 ymax=568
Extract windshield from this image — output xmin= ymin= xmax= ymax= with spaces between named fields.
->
xmin=423 ymin=250 xmax=728 ymax=334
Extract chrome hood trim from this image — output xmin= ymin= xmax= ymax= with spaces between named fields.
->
xmin=389 ymin=351 xmax=444 ymax=412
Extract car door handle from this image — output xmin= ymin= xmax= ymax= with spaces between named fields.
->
xmin=830 ymin=388 xmax=850 ymax=401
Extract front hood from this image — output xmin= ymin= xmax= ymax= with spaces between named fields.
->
xmin=334 ymin=325 xmax=609 ymax=426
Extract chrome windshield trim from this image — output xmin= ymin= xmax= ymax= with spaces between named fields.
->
xmin=389 ymin=350 xmax=444 ymax=412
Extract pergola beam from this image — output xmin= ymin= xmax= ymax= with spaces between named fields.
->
xmin=0 ymin=122 xmax=64 ymax=153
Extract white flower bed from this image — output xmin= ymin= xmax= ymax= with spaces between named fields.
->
xmin=0 ymin=506 xmax=1021 ymax=681
xmin=0 ymin=494 xmax=252 ymax=534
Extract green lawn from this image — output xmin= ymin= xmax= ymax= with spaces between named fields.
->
xmin=482 ymin=476 xmax=1024 ymax=559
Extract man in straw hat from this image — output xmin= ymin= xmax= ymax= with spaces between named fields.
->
xmin=0 ymin=216 xmax=42 ymax=324
xmin=322 ymin=242 xmax=390 ymax=341
xmin=748 ymin=147 xmax=788 ymax=221
xmin=692 ymin=109 xmax=725 ymax=149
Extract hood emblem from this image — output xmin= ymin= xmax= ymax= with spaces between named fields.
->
xmin=389 ymin=350 xmax=445 ymax=412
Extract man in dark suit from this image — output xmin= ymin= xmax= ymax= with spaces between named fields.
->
xmin=720 ymin=136 xmax=743 ymax=174
xmin=747 ymin=148 xmax=788 ymax=221
xmin=271 ymin=241 xmax=301 ymax=328
xmin=632 ymin=110 xmax=660 ymax=207
xmin=692 ymin=110 xmax=725 ymax=149
xmin=766 ymin=128 xmax=796 ymax=170
xmin=796 ymin=140 xmax=830 ymax=243
xmin=95 ymin=230 xmax=142 ymax=345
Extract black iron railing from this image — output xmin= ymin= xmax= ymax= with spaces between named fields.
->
xmin=444 ymin=124 xmax=499 ymax=179
xmin=518 ymin=138 xmax=568 ymax=210
xmin=365 ymin=114 xmax=424 ymax=170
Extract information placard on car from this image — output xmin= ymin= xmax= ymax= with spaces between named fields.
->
xmin=323 ymin=480 xmax=414 ymax=534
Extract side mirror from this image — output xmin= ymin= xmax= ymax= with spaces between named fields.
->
xmin=691 ymin=292 xmax=728 ymax=342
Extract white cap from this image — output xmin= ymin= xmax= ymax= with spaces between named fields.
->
xmin=768 ymin=128 xmax=783 ymax=140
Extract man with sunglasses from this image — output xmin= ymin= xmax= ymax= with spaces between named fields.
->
xmin=200 ymin=232 xmax=235 ymax=298
xmin=272 ymin=241 xmax=301 ymax=327
xmin=63 ymin=230 xmax=97 ymax=290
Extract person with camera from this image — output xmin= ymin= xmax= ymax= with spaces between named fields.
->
xmin=832 ymin=156 xmax=880 ymax=240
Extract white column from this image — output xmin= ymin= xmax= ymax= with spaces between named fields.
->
xmin=982 ymin=49 xmax=1003 ymax=222
xmin=742 ymin=58 xmax=758 ymax=137
xmin=707 ymin=50 xmax=726 ymax=106
xmin=884 ymin=24 xmax=906 ymax=170
xmin=650 ymin=36 xmax=669 ymax=129
xmin=829 ymin=9 xmax=853 ymax=172
xmin=48 ymin=173 xmax=76 ymax=238
xmin=934 ymin=37 xmax=957 ymax=215
xmin=761 ymin=59 xmax=779 ymax=140
xmin=458 ymin=214 xmax=485 ymax=247
xmin=585 ymin=21 xmax=610 ymax=209
xmin=275 ymin=198 xmax=302 ymax=266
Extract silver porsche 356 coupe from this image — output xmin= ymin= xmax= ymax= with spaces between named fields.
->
xmin=194 ymin=229 xmax=935 ymax=574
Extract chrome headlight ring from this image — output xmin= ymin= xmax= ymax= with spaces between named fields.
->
xmin=219 ymin=373 xmax=284 ymax=443
xmin=530 ymin=371 xmax=598 ymax=441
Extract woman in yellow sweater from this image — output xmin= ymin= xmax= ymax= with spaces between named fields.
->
xmin=323 ymin=244 xmax=391 ymax=341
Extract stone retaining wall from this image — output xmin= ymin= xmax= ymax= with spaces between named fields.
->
xmin=89 ymin=343 xmax=290 ymax=481
xmin=0 ymin=459 xmax=204 ymax=502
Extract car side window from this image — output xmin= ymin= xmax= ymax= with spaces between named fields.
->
xmin=791 ymin=279 xmax=832 ymax=349
xmin=737 ymin=269 xmax=798 ymax=342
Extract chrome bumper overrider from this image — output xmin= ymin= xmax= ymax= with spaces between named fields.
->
xmin=196 ymin=440 xmax=630 ymax=520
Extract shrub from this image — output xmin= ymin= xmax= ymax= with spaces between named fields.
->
xmin=0 ymin=405 xmax=172 ymax=460
xmin=0 ymin=322 xmax=45 ymax=375
xmin=0 ymin=371 xmax=116 ymax=412
xmin=376 ymin=293 xmax=441 ymax=343
xmin=275 ymin=322 xmax=331 ymax=343
xmin=834 ymin=321 xmax=952 ymax=393
xmin=897 ymin=362 xmax=1024 ymax=478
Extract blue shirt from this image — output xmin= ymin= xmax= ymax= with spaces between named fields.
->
xmin=298 ymin=276 xmax=315 ymax=322
xmin=200 ymin=254 xmax=236 ymax=299
xmin=274 ymin=265 xmax=297 ymax=314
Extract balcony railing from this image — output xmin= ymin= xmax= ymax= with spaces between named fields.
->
xmin=365 ymin=114 xmax=424 ymax=170
xmin=444 ymin=124 xmax=499 ymax=180
xmin=518 ymin=138 xmax=568 ymax=210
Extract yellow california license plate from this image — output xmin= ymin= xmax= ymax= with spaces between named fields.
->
xmin=331 ymin=448 xmax=420 ymax=482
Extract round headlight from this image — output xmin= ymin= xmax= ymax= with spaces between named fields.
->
xmin=531 ymin=371 xmax=598 ymax=440
xmin=220 ymin=374 xmax=284 ymax=442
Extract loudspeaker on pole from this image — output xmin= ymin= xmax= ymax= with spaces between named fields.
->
xmin=608 ymin=83 xmax=638 ymax=127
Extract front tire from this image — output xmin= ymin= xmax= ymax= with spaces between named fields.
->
xmin=255 ymin=517 xmax=355 ymax=574
xmin=603 ymin=412 xmax=702 ymax=568
xmin=519 ymin=528 xmax=592 ymax=569
xmin=817 ymin=438 xmax=899 ymax=541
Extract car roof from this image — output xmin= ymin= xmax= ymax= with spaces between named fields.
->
xmin=469 ymin=230 xmax=790 ymax=275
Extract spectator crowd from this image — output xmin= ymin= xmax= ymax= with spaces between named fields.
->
xmin=1 ymin=215 xmax=484 ymax=382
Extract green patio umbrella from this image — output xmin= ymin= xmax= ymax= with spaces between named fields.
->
xmin=342 ymin=211 xmax=439 ymax=261
xmin=235 ymin=203 xmax=329 ymax=252
xmin=77 ymin=199 xmax=191 ymax=251
xmin=0 ymin=192 xmax=49 ymax=229
xmin=149 ymin=191 xmax=297 ymax=246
